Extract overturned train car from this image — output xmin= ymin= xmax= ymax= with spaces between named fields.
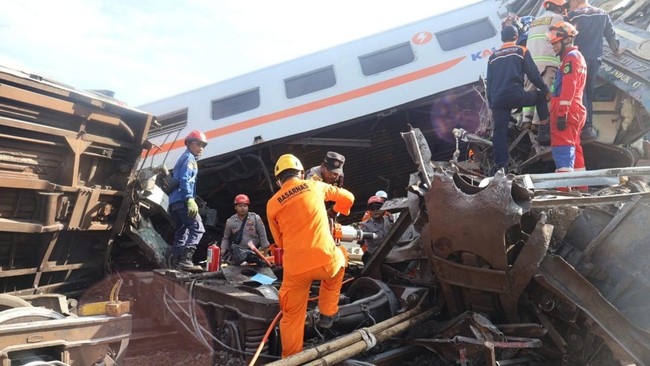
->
xmin=0 ymin=66 xmax=153 ymax=365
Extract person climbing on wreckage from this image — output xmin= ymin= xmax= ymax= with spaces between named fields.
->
xmin=521 ymin=0 xmax=567 ymax=145
xmin=168 ymin=130 xmax=207 ymax=272
xmin=548 ymin=21 xmax=588 ymax=190
xmin=486 ymin=25 xmax=550 ymax=175
xmin=221 ymin=194 xmax=270 ymax=266
xmin=266 ymin=154 xmax=354 ymax=358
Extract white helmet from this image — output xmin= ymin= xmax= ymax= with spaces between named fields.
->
xmin=375 ymin=190 xmax=388 ymax=200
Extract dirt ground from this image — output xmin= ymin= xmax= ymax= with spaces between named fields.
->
xmin=122 ymin=348 xmax=248 ymax=366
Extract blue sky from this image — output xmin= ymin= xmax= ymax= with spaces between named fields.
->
xmin=1 ymin=0 xmax=479 ymax=107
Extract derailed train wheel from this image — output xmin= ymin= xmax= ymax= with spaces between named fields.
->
xmin=0 ymin=295 xmax=120 ymax=366
xmin=337 ymin=277 xmax=400 ymax=330
xmin=0 ymin=294 xmax=33 ymax=311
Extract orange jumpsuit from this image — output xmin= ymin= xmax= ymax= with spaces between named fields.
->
xmin=267 ymin=177 xmax=354 ymax=358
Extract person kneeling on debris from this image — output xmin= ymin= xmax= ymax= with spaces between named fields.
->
xmin=168 ymin=130 xmax=207 ymax=272
xmin=267 ymin=154 xmax=354 ymax=358
xmin=221 ymin=194 xmax=270 ymax=266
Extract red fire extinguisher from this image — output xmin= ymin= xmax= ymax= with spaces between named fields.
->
xmin=207 ymin=244 xmax=221 ymax=272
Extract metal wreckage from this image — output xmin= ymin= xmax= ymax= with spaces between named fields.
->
xmin=2 ymin=1 xmax=650 ymax=366
xmin=139 ymin=125 xmax=650 ymax=366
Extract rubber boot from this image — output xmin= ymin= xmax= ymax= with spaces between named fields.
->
xmin=177 ymin=248 xmax=203 ymax=272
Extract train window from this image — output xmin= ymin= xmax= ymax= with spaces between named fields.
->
xmin=358 ymin=42 xmax=415 ymax=76
xmin=435 ymin=18 xmax=496 ymax=51
xmin=285 ymin=66 xmax=336 ymax=99
xmin=148 ymin=108 xmax=187 ymax=138
xmin=211 ymin=88 xmax=260 ymax=120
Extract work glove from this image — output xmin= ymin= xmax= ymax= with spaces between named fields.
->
xmin=187 ymin=198 xmax=199 ymax=218
xmin=556 ymin=116 xmax=567 ymax=131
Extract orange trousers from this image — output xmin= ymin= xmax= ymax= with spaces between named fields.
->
xmin=279 ymin=261 xmax=345 ymax=358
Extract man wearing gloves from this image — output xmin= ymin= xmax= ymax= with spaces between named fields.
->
xmin=267 ymin=154 xmax=354 ymax=358
xmin=548 ymin=22 xmax=587 ymax=179
xmin=168 ymin=130 xmax=207 ymax=272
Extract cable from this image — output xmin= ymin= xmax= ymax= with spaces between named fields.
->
xmin=248 ymin=310 xmax=282 ymax=366
xmin=162 ymin=283 xmax=280 ymax=360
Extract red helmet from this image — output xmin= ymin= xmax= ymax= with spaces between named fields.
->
xmin=185 ymin=130 xmax=208 ymax=146
xmin=547 ymin=21 xmax=578 ymax=44
xmin=367 ymin=196 xmax=384 ymax=207
xmin=234 ymin=194 xmax=250 ymax=205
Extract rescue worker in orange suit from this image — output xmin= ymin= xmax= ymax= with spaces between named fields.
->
xmin=221 ymin=194 xmax=270 ymax=266
xmin=548 ymin=22 xmax=588 ymax=179
xmin=567 ymin=0 xmax=621 ymax=143
xmin=486 ymin=25 xmax=550 ymax=175
xmin=522 ymin=0 xmax=566 ymax=145
xmin=266 ymin=154 xmax=354 ymax=358
xmin=168 ymin=130 xmax=207 ymax=272
xmin=359 ymin=196 xmax=394 ymax=265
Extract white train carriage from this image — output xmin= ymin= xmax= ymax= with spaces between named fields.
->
xmin=139 ymin=0 xmax=503 ymax=167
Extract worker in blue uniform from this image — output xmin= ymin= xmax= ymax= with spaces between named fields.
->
xmin=168 ymin=130 xmax=208 ymax=272
xmin=486 ymin=25 xmax=550 ymax=175
xmin=566 ymin=0 xmax=621 ymax=142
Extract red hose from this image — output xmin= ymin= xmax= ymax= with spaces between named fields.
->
xmin=249 ymin=277 xmax=355 ymax=365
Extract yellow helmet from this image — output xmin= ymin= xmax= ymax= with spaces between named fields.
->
xmin=274 ymin=154 xmax=303 ymax=177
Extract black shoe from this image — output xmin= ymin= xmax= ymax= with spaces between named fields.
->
xmin=537 ymin=124 xmax=550 ymax=146
xmin=317 ymin=312 xmax=339 ymax=329
xmin=177 ymin=248 xmax=203 ymax=272
xmin=580 ymin=127 xmax=598 ymax=143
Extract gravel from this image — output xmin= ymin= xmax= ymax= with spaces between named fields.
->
xmin=122 ymin=346 xmax=249 ymax=366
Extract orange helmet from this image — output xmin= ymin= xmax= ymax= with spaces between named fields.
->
xmin=234 ymin=194 xmax=250 ymax=205
xmin=185 ymin=130 xmax=208 ymax=146
xmin=367 ymin=196 xmax=384 ymax=207
xmin=547 ymin=21 xmax=578 ymax=44
xmin=543 ymin=0 xmax=565 ymax=8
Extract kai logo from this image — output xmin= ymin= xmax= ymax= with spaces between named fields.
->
xmin=471 ymin=48 xmax=496 ymax=61
xmin=411 ymin=31 xmax=433 ymax=45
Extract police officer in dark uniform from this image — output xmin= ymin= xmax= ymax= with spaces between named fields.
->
xmin=305 ymin=151 xmax=345 ymax=187
xmin=486 ymin=25 xmax=550 ymax=175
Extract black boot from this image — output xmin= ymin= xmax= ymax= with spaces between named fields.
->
xmin=169 ymin=252 xmax=181 ymax=269
xmin=580 ymin=126 xmax=598 ymax=143
xmin=177 ymin=248 xmax=203 ymax=272
xmin=537 ymin=124 xmax=550 ymax=146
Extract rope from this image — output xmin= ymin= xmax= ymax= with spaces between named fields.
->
xmin=356 ymin=328 xmax=377 ymax=351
